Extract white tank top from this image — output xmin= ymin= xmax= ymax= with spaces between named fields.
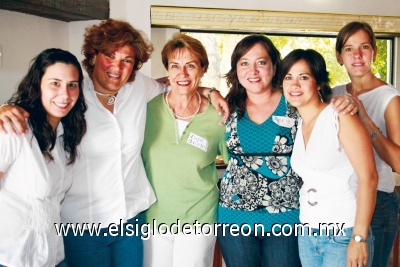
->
xmin=332 ymin=84 xmax=400 ymax=193
xmin=292 ymin=105 xmax=356 ymax=228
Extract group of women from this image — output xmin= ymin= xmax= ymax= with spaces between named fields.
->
xmin=0 ymin=18 xmax=398 ymax=267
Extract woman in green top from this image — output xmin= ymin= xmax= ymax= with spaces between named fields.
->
xmin=141 ymin=33 xmax=228 ymax=267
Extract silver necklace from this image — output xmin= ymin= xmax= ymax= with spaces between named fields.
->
xmin=95 ymin=91 xmax=117 ymax=105
xmin=165 ymin=91 xmax=201 ymax=120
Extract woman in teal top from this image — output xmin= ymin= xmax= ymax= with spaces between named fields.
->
xmin=217 ymin=34 xmax=302 ymax=267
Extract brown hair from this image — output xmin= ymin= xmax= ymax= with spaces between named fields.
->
xmin=281 ymin=49 xmax=332 ymax=103
xmin=8 ymin=48 xmax=87 ymax=165
xmin=225 ymin=34 xmax=281 ymax=117
xmin=336 ymin=21 xmax=376 ymax=53
xmin=161 ymin=33 xmax=209 ymax=72
xmin=82 ymin=18 xmax=154 ymax=82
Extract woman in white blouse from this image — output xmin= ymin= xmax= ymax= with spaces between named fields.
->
xmin=0 ymin=48 xmax=87 ymax=267
xmin=0 ymin=19 xmax=228 ymax=266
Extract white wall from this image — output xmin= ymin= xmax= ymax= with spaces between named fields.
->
xmin=0 ymin=9 xmax=69 ymax=103
xmin=151 ymin=27 xmax=179 ymax=78
xmin=1 ymin=0 xmax=399 ymax=103
xmin=68 ymin=20 xmax=100 ymax=69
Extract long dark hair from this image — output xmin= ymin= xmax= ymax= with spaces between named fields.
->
xmin=8 ymin=48 xmax=87 ymax=165
xmin=225 ymin=35 xmax=281 ymax=118
xmin=280 ymin=49 xmax=332 ymax=102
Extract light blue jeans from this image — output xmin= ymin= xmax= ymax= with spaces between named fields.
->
xmin=298 ymin=226 xmax=374 ymax=267
xmin=370 ymin=190 xmax=399 ymax=267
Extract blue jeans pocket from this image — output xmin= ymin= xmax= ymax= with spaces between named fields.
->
xmin=330 ymin=234 xmax=351 ymax=246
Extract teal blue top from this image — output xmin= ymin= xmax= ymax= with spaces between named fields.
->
xmin=218 ymin=94 xmax=301 ymax=231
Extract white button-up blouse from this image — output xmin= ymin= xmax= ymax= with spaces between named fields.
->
xmin=60 ymin=72 xmax=164 ymax=228
xmin=0 ymin=125 xmax=71 ymax=267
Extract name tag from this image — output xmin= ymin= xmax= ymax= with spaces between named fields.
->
xmin=187 ymin=133 xmax=208 ymax=152
xmin=272 ymin=116 xmax=295 ymax=128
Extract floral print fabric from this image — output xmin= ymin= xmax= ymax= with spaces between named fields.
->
xmin=219 ymin=106 xmax=302 ymax=214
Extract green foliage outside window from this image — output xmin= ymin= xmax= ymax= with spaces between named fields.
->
xmin=184 ymin=32 xmax=389 ymax=96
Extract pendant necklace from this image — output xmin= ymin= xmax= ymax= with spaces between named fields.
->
xmin=95 ymin=91 xmax=117 ymax=105
xmin=165 ymin=91 xmax=201 ymax=120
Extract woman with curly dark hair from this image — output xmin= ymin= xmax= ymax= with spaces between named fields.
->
xmin=0 ymin=48 xmax=87 ymax=267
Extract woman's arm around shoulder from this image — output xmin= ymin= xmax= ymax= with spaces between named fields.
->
xmin=197 ymin=87 xmax=229 ymax=125
xmin=0 ymin=104 xmax=29 ymax=135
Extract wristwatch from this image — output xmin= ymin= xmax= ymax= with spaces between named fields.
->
xmin=351 ymin=234 xmax=368 ymax=243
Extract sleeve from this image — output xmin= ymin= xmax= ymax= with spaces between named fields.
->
xmin=218 ymin=128 xmax=229 ymax=163
xmin=0 ymin=133 xmax=23 ymax=172
xmin=136 ymin=72 xmax=166 ymax=103
xmin=381 ymin=85 xmax=400 ymax=114
xmin=331 ymin=85 xmax=346 ymax=98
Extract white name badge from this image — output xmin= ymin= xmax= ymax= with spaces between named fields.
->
xmin=272 ymin=116 xmax=295 ymax=128
xmin=187 ymin=133 xmax=208 ymax=152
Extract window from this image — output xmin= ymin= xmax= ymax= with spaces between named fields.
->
xmin=183 ymin=31 xmax=393 ymax=96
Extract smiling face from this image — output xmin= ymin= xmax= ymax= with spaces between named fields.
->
xmin=167 ymin=48 xmax=205 ymax=95
xmin=236 ymin=43 xmax=275 ymax=95
xmin=336 ymin=29 xmax=377 ymax=78
xmin=282 ymin=59 xmax=320 ymax=109
xmin=92 ymin=45 xmax=135 ymax=94
xmin=40 ymin=62 xmax=80 ymax=130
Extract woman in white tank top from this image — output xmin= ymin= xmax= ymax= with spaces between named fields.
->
xmin=334 ymin=21 xmax=400 ymax=267
xmin=281 ymin=48 xmax=378 ymax=267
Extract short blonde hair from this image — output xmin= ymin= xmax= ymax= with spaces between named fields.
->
xmin=161 ymin=33 xmax=209 ymax=72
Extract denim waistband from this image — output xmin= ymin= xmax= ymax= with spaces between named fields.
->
xmin=377 ymin=189 xmax=399 ymax=196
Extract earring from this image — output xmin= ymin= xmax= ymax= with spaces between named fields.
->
xmin=318 ymin=90 xmax=323 ymax=102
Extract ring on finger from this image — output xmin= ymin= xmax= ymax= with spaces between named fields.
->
xmin=345 ymin=98 xmax=351 ymax=104
xmin=358 ymin=264 xmax=363 ymax=267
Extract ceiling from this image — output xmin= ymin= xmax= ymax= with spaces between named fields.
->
xmin=0 ymin=0 xmax=109 ymax=22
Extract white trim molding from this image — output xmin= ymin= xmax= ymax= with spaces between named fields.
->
xmin=151 ymin=6 xmax=400 ymax=34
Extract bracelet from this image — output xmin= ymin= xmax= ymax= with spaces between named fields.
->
xmin=370 ymin=128 xmax=382 ymax=139
xmin=207 ymin=87 xmax=219 ymax=103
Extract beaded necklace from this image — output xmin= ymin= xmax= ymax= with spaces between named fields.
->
xmin=165 ymin=91 xmax=201 ymax=120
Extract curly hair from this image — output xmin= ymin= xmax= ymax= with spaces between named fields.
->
xmin=225 ymin=35 xmax=281 ymax=118
xmin=280 ymin=49 xmax=332 ymax=102
xmin=82 ymin=18 xmax=154 ymax=82
xmin=7 ymin=48 xmax=87 ymax=165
